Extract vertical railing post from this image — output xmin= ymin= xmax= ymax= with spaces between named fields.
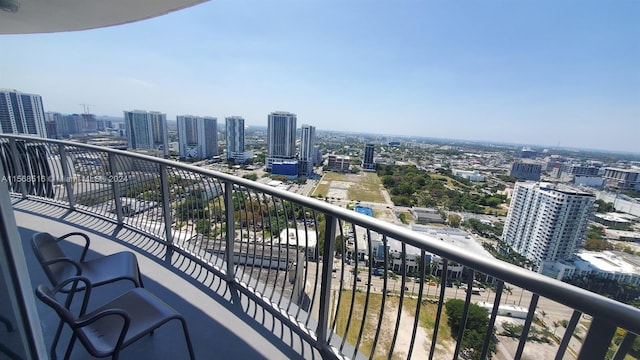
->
xmin=159 ymin=164 xmax=173 ymax=254
xmin=577 ymin=316 xmax=617 ymax=360
xmin=317 ymin=215 xmax=337 ymax=358
xmin=57 ymin=144 xmax=75 ymax=210
xmin=8 ymin=138 xmax=28 ymax=198
xmin=224 ymin=182 xmax=236 ymax=283
xmin=107 ymin=153 xmax=123 ymax=225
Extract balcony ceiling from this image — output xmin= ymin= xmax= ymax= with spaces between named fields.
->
xmin=0 ymin=0 xmax=208 ymax=34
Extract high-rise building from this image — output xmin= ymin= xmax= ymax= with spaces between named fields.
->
xmin=225 ymin=116 xmax=245 ymax=160
xmin=0 ymin=89 xmax=47 ymax=138
xmin=363 ymin=143 xmax=375 ymax=171
xmin=267 ymin=111 xmax=296 ymax=170
xmin=502 ymin=182 xmax=595 ymax=270
xmin=510 ymin=161 xmax=542 ymax=181
xmin=124 ymin=110 xmax=168 ymax=157
xmin=177 ymin=115 xmax=218 ymax=159
xmin=299 ymin=124 xmax=316 ymax=176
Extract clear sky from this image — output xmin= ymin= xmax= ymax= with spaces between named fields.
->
xmin=2 ymin=0 xmax=639 ymax=153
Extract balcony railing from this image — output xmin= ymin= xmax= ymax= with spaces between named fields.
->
xmin=3 ymin=134 xmax=640 ymax=359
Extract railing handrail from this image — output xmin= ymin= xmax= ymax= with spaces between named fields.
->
xmin=5 ymin=133 xmax=640 ymax=336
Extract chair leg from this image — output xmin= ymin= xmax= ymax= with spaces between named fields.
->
xmin=63 ymin=334 xmax=77 ymax=360
xmin=51 ymin=320 xmax=65 ymax=360
xmin=179 ymin=317 xmax=195 ymax=360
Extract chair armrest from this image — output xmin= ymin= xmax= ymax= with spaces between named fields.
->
xmin=50 ymin=276 xmax=94 ymax=314
xmin=77 ymin=308 xmax=131 ymax=351
xmin=59 ymin=232 xmax=91 ymax=262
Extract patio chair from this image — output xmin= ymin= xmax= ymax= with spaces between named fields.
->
xmin=31 ymin=232 xmax=143 ymax=291
xmin=32 ymin=231 xmax=144 ymax=358
xmin=36 ymin=276 xmax=195 ymax=360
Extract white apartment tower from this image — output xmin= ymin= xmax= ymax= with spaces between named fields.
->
xmin=502 ymin=182 xmax=595 ymax=270
xmin=124 ymin=110 xmax=168 ymax=157
xmin=225 ymin=116 xmax=244 ymax=160
xmin=0 ymin=89 xmax=47 ymax=138
xmin=267 ymin=111 xmax=296 ymax=170
xmin=299 ymin=124 xmax=316 ymax=176
xmin=177 ymin=115 xmax=218 ymax=159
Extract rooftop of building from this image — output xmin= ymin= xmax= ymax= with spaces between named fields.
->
xmin=574 ymin=250 xmax=640 ymax=275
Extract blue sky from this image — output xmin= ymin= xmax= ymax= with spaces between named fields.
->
xmin=2 ymin=0 xmax=639 ymax=153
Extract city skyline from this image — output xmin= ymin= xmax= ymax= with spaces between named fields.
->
xmin=1 ymin=1 xmax=638 ymax=153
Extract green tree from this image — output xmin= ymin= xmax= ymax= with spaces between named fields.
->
xmin=445 ymin=299 xmax=496 ymax=359
xmin=243 ymin=173 xmax=258 ymax=181
xmin=448 ymin=214 xmax=462 ymax=228
xmin=595 ymin=199 xmax=615 ymax=213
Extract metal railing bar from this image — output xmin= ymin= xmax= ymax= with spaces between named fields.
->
xmin=453 ymin=270 xmax=475 ymax=360
xmin=352 ymin=228 xmax=375 ymax=359
xmin=408 ymin=249 xmax=427 ymax=360
xmin=370 ymin=234 xmax=389 ymax=360
xmin=429 ymin=260 xmax=448 ymax=360
xmin=389 ymin=241 xmax=408 ymax=357
xmin=224 ymin=181 xmax=235 ymax=282
xmin=514 ymin=293 xmax=539 ymax=359
xmin=480 ymin=280 xmax=504 ymax=360
xmin=317 ymin=215 xmax=336 ymax=353
xmin=612 ymin=331 xmax=637 ymax=360
xmin=577 ymin=316 xmax=616 ymax=360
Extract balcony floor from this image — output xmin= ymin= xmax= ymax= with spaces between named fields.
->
xmin=12 ymin=198 xmax=322 ymax=360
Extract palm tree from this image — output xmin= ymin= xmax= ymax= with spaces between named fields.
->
xmin=453 ymin=280 xmax=463 ymax=299
xmin=485 ymin=283 xmax=495 ymax=302
xmin=503 ymin=285 xmax=513 ymax=304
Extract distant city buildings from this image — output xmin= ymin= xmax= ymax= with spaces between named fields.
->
xmin=362 ymin=143 xmax=375 ymax=171
xmin=124 ymin=110 xmax=168 ymax=157
xmin=603 ymin=167 xmax=640 ymax=191
xmin=299 ymin=124 xmax=316 ymax=176
xmin=327 ymin=155 xmax=350 ymax=172
xmin=225 ymin=116 xmax=252 ymax=163
xmin=452 ymin=169 xmax=485 ymax=182
xmin=177 ymin=115 xmax=218 ymax=159
xmin=0 ymin=89 xmax=47 ymax=138
xmin=502 ymin=182 xmax=595 ymax=271
xmin=520 ymin=147 xmax=537 ymax=158
xmin=267 ymin=111 xmax=297 ymax=171
xmin=509 ymin=161 xmax=542 ymax=181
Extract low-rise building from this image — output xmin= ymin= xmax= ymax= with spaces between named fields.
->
xmin=541 ymin=250 xmax=640 ymax=286
xmin=452 ymin=169 xmax=485 ymax=182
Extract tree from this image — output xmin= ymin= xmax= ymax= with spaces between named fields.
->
xmin=503 ymin=285 xmax=513 ymax=304
xmin=453 ymin=280 xmax=463 ymax=299
xmin=595 ymin=199 xmax=615 ymax=213
xmin=448 ymin=214 xmax=462 ymax=228
xmin=445 ymin=299 xmax=496 ymax=359
xmin=243 ymin=173 xmax=258 ymax=181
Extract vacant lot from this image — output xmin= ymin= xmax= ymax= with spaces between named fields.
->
xmin=312 ymin=172 xmax=386 ymax=203
xmin=332 ymin=291 xmax=454 ymax=359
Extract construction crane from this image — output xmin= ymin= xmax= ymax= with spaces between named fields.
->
xmin=79 ymin=103 xmax=96 ymax=114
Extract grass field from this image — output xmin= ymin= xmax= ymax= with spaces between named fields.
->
xmin=332 ymin=291 xmax=452 ymax=359
xmin=312 ymin=172 xmax=386 ymax=203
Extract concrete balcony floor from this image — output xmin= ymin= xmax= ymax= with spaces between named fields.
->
xmin=12 ymin=198 xmax=322 ymax=360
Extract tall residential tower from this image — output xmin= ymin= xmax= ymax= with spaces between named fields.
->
xmin=0 ymin=89 xmax=47 ymax=138
xmin=267 ymin=111 xmax=296 ymax=170
xmin=124 ymin=110 xmax=168 ymax=157
xmin=502 ymin=182 xmax=595 ymax=271
xmin=299 ymin=124 xmax=316 ymax=176
xmin=177 ymin=115 xmax=218 ymax=159
xmin=225 ymin=116 xmax=250 ymax=163
xmin=363 ymin=143 xmax=375 ymax=171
